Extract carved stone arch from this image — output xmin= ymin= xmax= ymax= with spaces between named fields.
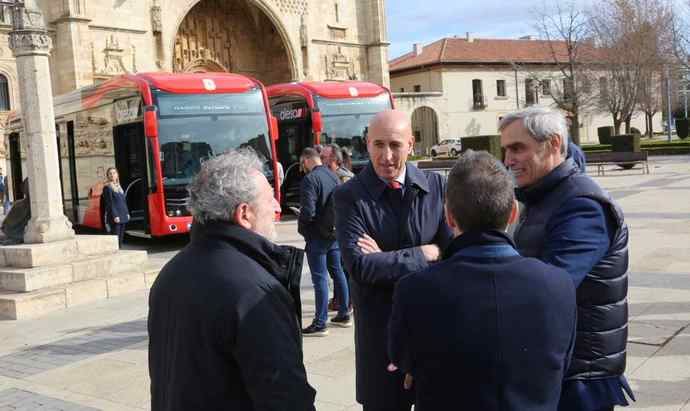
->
xmin=171 ymin=0 xmax=299 ymax=84
xmin=183 ymin=58 xmax=227 ymax=73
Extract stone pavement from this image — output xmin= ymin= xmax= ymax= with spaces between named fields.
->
xmin=0 ymin=156 xmax=688 ymax=410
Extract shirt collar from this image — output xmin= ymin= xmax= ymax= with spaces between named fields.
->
xmin=378 ymin=164 xmax=406 ymax=187
xmin=361 ymin=162 xmax=430 ymax=199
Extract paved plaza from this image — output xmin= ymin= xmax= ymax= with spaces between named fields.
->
xmin=0 ymin=156 xmax=688 ymax=410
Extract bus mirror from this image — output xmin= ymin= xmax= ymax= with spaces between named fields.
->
xmin=312 ymin=111 xmax=323 ymax=133
xmin=270 ymin=115 xmax=279 ymax=141
xmin=144 ymin=106 xmax=158 ymax=138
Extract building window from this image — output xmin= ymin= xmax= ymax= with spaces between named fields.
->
xmin=525 ymin=78 xmax=538 ymax=106
xmin=563 ymin=78 xmax=574 ymax=102
xmin=582 ymin=77 xmax=592 ymax=95
xmin=414 ymin=85 xmax=421 ymax=92
xmin=334 ymin=2 xmax=340 ymax=23
xmin=0 ymin=74 xmax=10 ymax=111
xmin=472 ymin=79 xmax=485 ymax=109
xmin=496 ymin=80 xmax=506 ymax=97
xmin=400 ymin=87 xmax=405 ymax=92
xmin=541 ymin=79 xmax=551 ymax=95
xmin=599 ymin=77 xmax=608 ymax=103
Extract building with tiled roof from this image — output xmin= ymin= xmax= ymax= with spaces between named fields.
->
xmin=390 ymin=35 xmax=658 ymax=151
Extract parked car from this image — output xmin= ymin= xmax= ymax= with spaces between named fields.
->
xmin=431 ymin=138 xmax=462 ymax=158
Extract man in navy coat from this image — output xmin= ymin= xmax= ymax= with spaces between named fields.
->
xmin=334 ymin=110 xmax=452 ymax=411
xmin=388 ymin=150 xmax=577 ymax=411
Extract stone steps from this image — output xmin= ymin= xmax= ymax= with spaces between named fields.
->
xmin=0 ymin=250 xmax=149 ymax=292
xmin=0 ymin=265 xmax=161 ymax=320
xmin=0 ymin=235 xmax=160 ymax=320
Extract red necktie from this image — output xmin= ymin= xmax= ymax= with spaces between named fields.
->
xmin=388 ymin=181 xmax=402 ymax=190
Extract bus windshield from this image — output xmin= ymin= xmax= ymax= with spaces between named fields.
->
xmin=155 ymin=89 xmax=272 ymax=187
xmin=316 ymin=93 xmax=391 ymax=163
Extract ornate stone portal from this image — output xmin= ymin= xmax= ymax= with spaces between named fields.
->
xmin=173 ymin=0 xmax=291 ymax=85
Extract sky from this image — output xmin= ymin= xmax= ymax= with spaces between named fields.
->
xmin=384 ymin=0 xmax=591 ymax=59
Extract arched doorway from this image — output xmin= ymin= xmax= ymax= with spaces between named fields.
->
xmin=174 ymin=0 xmax=293 ymax=85
xmin=411 ymin=106 xmax=439 ymax=156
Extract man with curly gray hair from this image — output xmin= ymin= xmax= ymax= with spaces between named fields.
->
xmin=148 ymin=149 xmax=316 ymax=411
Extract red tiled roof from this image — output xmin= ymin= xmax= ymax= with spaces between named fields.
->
xmin=389 ymin=37 xmax=601 ymax=73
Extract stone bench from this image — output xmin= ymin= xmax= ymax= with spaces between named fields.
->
xmin=585 ymin=151 xmax=650 ymax=176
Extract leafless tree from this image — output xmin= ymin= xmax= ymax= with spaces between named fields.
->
xmin=590 ymin=0 xmax=673 ymax=135
xmin=533 ymin=0 xmax=599 ymax=145
xmin=671 ymin=0 xmax=690 ymax=72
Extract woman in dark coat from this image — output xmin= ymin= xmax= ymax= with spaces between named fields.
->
xmin=102 ymin=167 xmax=130 ymax=246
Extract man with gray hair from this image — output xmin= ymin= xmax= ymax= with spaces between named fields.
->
xmin=500 ymin=107 xmax=634 ymax=411
xmin=148 ymin=149 xmax=316 ymax=411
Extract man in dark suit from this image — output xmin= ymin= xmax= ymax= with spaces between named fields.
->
xmin=388 ymin=150 xmax=577 ymax=411
xmin=334 ymin=110 xmax=453 ymax=411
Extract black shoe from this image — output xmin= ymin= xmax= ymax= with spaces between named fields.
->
xmin=330 ymin=314 xmax=353 ymax=328
xmin=302 ymin=323 xmax=329 ymax=337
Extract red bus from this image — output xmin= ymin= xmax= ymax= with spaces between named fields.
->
xmin=267 ymin=81 xmax=393 ymax=207
xmin=6 ymin=72 xmax=280 ymax=237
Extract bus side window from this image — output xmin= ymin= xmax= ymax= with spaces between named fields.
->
xmin=147 ymin=138 xmax=157 ymax=193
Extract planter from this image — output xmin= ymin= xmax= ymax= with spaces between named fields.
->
xmin=611 ymin=134 xmax=641 ymax=153
xmin=676 ymin=118 xmax=689 ymax=139
xmin=460 ymin=135 xmax=503 ymax=159
xmin=598 ymin=126 xmax=614 ymax=145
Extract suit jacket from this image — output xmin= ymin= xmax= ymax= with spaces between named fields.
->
xmin=389 ymin=230 xmax=577 ymax=411
xmin=334 ymin=162 xmax=452 ymax=407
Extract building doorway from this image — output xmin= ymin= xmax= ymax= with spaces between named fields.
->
xmin=174 ymin=0 xmax=293 ymax=85
xmin=411 ymin=106 xmax=439 ymax=156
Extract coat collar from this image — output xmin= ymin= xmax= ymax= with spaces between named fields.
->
xmin=359 ymin=161 xmax=430 ymax=199
xmin=443 ymin=230 xmax=517 ymax=260
xmin=515 ymin=158 xmax=579 ymax=205
xmin=190 ymin=221 xmax=291 ymax=278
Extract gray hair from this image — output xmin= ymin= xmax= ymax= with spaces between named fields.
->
xmin=498 ymin=107 xmax=569 ymax=156
xmin=188 ymin=149 xmax=264 ymax=224
xmin=446 ymin=150 xmax=515 ymax=232
xmin=324 ymin=143 xmax=343 ymax=165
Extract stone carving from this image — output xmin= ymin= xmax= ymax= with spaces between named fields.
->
xmin=275 ymin=0 xmax=308 ymax=16
xmin=151 ymin=0 xmax=162 ymax=34
xmin=9 ymin=32 xmax=52 ymax=56
xmin=92 ymin=35 xmax=136 ymax=78
xmin=325 ymin=47 xmax=356 ymax=81
xmin=174 ymin=0 xmax=233 ymax=73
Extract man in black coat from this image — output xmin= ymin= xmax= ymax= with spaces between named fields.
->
xmin=388 ymin=150 xmax=577 ymax=411
xmin=148 ymin=149 xmax=316 ymax=411
xmin=334 ymin=110 xmax=453 ymax=411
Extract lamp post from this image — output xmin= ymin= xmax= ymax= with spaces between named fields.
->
xmin=2 ymin=0 xmax=74 ymax=243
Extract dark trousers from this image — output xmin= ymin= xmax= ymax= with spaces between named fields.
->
xmin=110 ymin=223 xmax=126 ymax=246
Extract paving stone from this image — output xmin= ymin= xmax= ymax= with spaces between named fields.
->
xmin=0 ymin=388 xmax=98 ymax=410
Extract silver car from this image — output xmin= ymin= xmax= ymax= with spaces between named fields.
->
xmin=431 ymin=138 xmax=462 ymax=158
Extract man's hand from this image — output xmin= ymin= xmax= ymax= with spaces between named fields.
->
xmin=420 ymin=244 xmax=441 ymax=262
xmin=387 ymin=363 xmax=414 ymax=390
xmin=358 ymin=234 xmax=382 ymax=254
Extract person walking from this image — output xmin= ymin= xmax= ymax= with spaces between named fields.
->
xmin=334 ymin=110 xmax=453 ymax=411
xmin=388 ymin=150 xmax=577 ymax=411
xmin=148 ymin=149 xmax=316 ymax=411
xmin=102 ymin=167 xmax=130 ymax=246
xmin=298 ymin=147 xmax=351 ymax=336
xmin=500 ymin=107 xmax=634 ymax=411
xmin=0 ymin=168 xmax=9 ymax=215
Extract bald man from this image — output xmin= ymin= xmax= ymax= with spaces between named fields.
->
xmin=334 ymin=110 xmax=452 ymax=411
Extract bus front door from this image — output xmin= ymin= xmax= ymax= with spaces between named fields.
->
xmin=113 ymin=123 xmax=149 ymax=232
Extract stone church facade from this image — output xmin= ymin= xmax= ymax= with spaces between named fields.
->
xmin=0 ymin=0 xmax=390 ymax=160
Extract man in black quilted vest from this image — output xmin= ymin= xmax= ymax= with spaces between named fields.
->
xmin=500 ymin=107 xmax=635 ymax=411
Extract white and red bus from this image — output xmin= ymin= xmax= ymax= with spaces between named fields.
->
xmin=6 ymin=72 xmax=280 ymax=237
xmin=267 ymin=81 xmax=393 ymax=207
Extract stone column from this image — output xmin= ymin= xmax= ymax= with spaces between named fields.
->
xmin=9 ymin=0 xmax=75 ymax=243
xmin=364 ymin=0 xmax=390 ymax=87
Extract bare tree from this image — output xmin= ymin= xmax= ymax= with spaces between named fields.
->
xmin=590 ymin=0 xmax=672 ymax=135
xmin=671 ymin=0 xmax=690 ymax=72
xmin=533 ymin=0 xmax=598 ymax=145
